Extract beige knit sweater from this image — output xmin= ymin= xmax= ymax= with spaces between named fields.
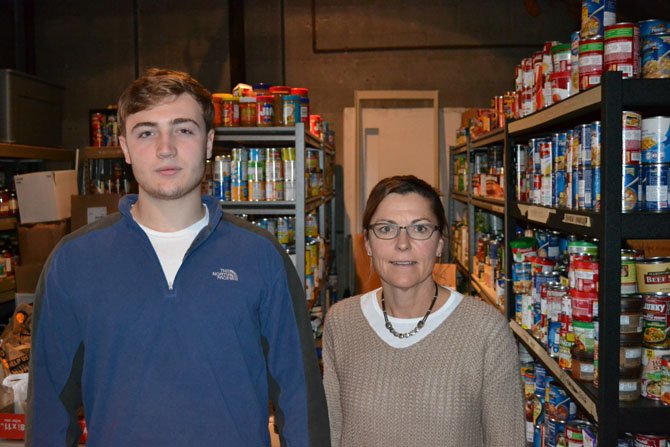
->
xmin=323 ymin=294 xmax=525 ymax=447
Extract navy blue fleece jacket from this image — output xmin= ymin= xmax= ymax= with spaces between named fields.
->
xmin=26 ymin=194 xmax=329 ymax=446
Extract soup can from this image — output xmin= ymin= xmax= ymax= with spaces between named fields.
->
xmin=642 ymin=32 xmax=670 ymax=79
xmin=623 ymin=111 xmax=642 ymax=164
xmin=574 ymin=259 xmax=599 ymax=292
xmin=621 ymin=251 xmax=639 ymax=294
xmin=640 ymin=19 xmax=667 ymax=38
xmin=581 ymin=0 xmax=616 ymax=39
xmin=641 ymin=292 xmax=670 ymax=346
xmin=546 ymin=379 xmax=576 ymax=421
xmin=641 ymin=344 xmax=670 ymax=400
xmin=641 ymin=116 xmax=670 ymax=163
xmin=634 ymin=433 xmax=670 ymax=446
xmin=622 ymin=164 xmax=642 ymax=212
xmin=604 ymin=22 xmax=641 ymax=79
xmin=579 ymin=36 xmax=604 ymax=90
xmin=545 ymin=417 xmax=567 ymax=447
xmin=592 ymin=166 xmax=601 ymax=211
xmin=571 ymin=30 xmax=581 ymax=94
xmin=566 ymin=419 xmax=592 ymax=444
xmin=641 ymin=163 xmax=669 ymax=211
xmin=579 ymin=123 xmax=593 ymax=167
xmin=590 ymin=121 xmax=601 ymax=167
xmin=637 ymin=259 xmax=670 ymax=293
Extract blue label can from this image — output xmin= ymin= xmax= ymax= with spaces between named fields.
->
xmin=581 ymin=0 xmax=616 ymax=39
xmin=574 ymin=167 xmax=582 ymax=209
xmin=583 ymin=166 xmax=593 ymax=209
xmin=641 ymin=116 xmax=670 ymax=162
xmin=642 ymin=162 xmax=669 ymax=211
xmin=555 ymin=169 xmax=567 ymax=208
xmin=592 ymin=166 xmax=601 ymax=211
xmin=548 ymin=321 xmax=561 ymax=357
xmin=622 ymin=164 xmax=641 ymax=211
xmin=590 ymin=121 xmax=601 ymax=166
xmin=534 ymin=363 xmax=547 ymax=397
xmin=640 ymin=19 xmax=667 ymax=38
xmin=545 ymin=417 xmax=567 ymax=447
xmin=642 ymin=33 xmax=670 ymax=79
xmin=579 ymin=123 xmax=592 ymax=167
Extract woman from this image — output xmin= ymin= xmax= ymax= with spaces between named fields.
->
xmin=323 ymin=175 xmax=524 ymax=446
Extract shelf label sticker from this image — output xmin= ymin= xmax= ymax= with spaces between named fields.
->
xmin=525 ymin=205 xmax=554 ymax=223
xmin=563 ymin=213 xmax=591 ymax=227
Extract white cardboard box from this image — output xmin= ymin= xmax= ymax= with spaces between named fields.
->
xmin=14 ymin=170 xmax=78 ymax=224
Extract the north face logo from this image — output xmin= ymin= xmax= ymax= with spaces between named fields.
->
xmin=212 ymin=268 xmax=238 ymax=281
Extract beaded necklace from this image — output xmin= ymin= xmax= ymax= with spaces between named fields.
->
xmin=380 ymin=282 xmax=439 ymax=339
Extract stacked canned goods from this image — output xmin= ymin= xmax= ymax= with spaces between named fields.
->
xmin=500 ymin=2 xmax=669 ymax=120
xmin=519 ymin=352 xmax=589 ymax=447
xmin=209 ymin=147 xmax=301 ymax=202
xmin=632 ymin=255 xmax=670 ymax=406
xmin=511 ymin=229 xmax=601 ymax=378
xmin=515 ymin=123 xmax=601 ymax=211
xmin=472 ymin=145 xmax=504 ymax=199
xmin=473 ymin=210 xmax=506 ymax=305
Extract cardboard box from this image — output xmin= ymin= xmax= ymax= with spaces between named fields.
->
xmin=70 ymin=194 xmax=121 ymax=231
xmin=14 ymin=264 xmax=44 ymax=294
xmin=15 ymin=170 xmax=78 ymax=224
xmin=18 ymin=221 xmax=68 ymax=264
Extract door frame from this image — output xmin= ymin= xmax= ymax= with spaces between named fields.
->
xmin=353 ymin=90 xmax=439 ymax=233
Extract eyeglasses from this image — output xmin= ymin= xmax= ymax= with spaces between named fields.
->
xmin=368 ymin=223 xmax=440 ymax=240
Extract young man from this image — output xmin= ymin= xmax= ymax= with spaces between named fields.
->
xmin=26 ymin=68 xmax=330 ymax=446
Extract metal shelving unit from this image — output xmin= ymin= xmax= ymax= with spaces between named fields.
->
xmin=447 ymin=127 xmax=506 ymax=313
xmin=504 ymin=72 xmax=670 ymax=443
xmin=214 ymin=123 xmax=335 ymax=309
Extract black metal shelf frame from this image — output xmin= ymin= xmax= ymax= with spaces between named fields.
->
xmin=504 ymin=72 xmax=670 ymax=443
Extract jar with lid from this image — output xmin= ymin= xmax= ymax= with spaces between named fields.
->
xmin=253 ymin=82 xmax=271 ymax=96
xmin=291 ymin=88 xmax=310 ymax=124
xmin=619 ymin=366 xmax=642 ymax=401
xmin=571 ymin=346 xmax=595 ymax=381
xmin=221 ymin=94 xmax=236 ymax=127
xmin=269 ymin=86 xmax=291 ymax=126
xmin=212 ymin=93 xmax=226 ymax=127
xmin=620 ymin=332 xmax=643 ymax=369
xmin=620 ymin=294 xmax=643 ymax=333
xmin=232 ymin=96 xmax=240 ymax=126
xmin=239 ymin=97 xmax=257 ymax=127
xmin=256 ymin=95 xmax=274 ymax=127
xmin=282 ymin=95 xmax=302 ymax=126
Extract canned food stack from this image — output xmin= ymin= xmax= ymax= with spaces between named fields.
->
xmin=450 ymin=220 xmax=469 ymax=268
xmin=502 ymin=2 xmax=669 ymax=121
xmin=633 ymin=255 xmax=670 ymax=406
xmin=472 ymin=145 xmax=504 ymax=199
xmin=473 ymin=211 xmax=505 ymax=303
xmin=453 ymin=154 xmax=468 ymax=194
xmin=210 ymin=147 xmax=305 ymax=203
xmin=511 ymin=228 xmax=602 ymax=378
xmin=515 ymin=123 xmax=602 ymax=211
xmin=520 ymin=355 xmax=592 ymax=447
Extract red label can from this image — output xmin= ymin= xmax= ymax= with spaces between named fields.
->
xmin=579 ymin=36 xmax=604 ymax=91
xmin=634 ymin=433 xmax=670 ymax=446
xmin=604 ymin=23 xmax=640 ymax=79
xmin=623 ymin=111 xmax=642 ymax=164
